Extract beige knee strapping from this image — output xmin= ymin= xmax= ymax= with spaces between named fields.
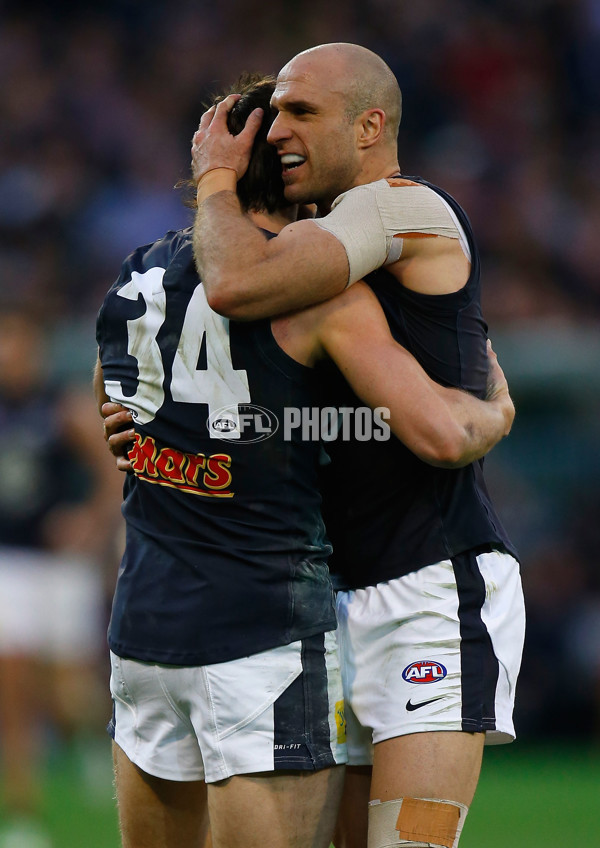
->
xmin=368 ymin=796 xmax=469 ymax=848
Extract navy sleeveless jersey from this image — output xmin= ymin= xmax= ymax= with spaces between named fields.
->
xmin=0 ymin=387 xmax=86 ymax=548
xmin=319 ymin=176 xmax=517 ymax=590
xmin=96 ymin=227 xmax=334 ymax=666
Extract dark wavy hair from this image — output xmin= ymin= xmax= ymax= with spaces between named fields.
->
xmin=181 ymin=72 xmax=286 ymax=214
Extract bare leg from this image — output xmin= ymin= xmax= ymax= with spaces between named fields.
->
xmin=332 ymin=765 xmax=371 ymax=848
xmin=0 ymin=654 xmax=43 ymax=815
xmin=370 ymin=731 xmax=484 ymax=806
xmin=113 ymin=741 xmax=211 ymax=848
xmin=50 ymin=659 xmax=108 ymax=736
xmin=208 ymin=765 xmax=345 ymax=848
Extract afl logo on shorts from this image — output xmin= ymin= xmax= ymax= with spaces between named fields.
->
xmin=402 ymin=660 xmax=447 ymax=684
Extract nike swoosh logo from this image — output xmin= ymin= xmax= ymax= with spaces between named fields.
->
xmin=406 ymin=695 xmax=446 ymax=712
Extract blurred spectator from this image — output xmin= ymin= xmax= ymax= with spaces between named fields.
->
xmin=0 ymin=306 xmax=123 ymax=847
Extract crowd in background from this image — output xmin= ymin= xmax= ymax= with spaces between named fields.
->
xmin=1 ymin=0 xmax=600 ymax=778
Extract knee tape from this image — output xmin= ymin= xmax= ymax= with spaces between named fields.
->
xmin=368 ymin=796 xmax=468 ymax=848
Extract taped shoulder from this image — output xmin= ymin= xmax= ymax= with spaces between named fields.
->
xmin=314 ymin=179 xmax=469 ymax=284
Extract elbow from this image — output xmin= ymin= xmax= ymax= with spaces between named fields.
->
xmin=414 ymin=428 xmax=473 ymax=469
xmin=204 ymin=276 xmax=252 ymax=320
xmin=432 ymin=444 xmax=472 ymax=469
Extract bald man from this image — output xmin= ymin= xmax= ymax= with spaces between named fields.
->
xmin=190 ymin=43 xmax=525 ymax=848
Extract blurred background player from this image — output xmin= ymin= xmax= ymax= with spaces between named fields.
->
xmin=0 ymin=305 xmax=123 ymax=848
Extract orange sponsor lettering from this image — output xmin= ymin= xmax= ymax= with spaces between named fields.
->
xmin=155 ymin=447 xmax=186 ymax=483
xmin=129 ymin=434 xmax=158 ymax=477
xmin=128 ymin=433 xmax=233 ymax=497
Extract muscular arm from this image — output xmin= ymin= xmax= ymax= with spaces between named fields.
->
xmin=274 ymin=284 xmax=514 ymax=468
xmin=191 ymin=98 xmax=471 ymax=318
xmin=193 ymin=191 xmax=349 ymax=320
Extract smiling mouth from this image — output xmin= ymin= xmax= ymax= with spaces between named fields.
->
xmin=280 ymin=153 xmax=306 ymax=173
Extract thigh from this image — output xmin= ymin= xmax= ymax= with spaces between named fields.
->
xmin=113 ymin=741 xmax=211 ymax=848
xmin=207 ymin=765 xmax=345 ymax=848
xmin=370 ymin=730 xmax=484 ymax=807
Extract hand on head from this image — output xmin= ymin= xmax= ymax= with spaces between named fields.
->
xmin=191 ymin=93 xmax=264 ymax=185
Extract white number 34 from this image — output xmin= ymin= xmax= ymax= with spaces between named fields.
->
xmin=104 ymin=268 xmax=251 ymax=425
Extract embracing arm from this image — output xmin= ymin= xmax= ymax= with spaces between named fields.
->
xmin=287 ymin=283 xmax=514 ymax=468
xmin=193 ymin=190 xmax=349 ymax=320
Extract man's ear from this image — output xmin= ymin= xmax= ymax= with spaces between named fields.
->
xmin=356 ymin=108 xmax=386 ymax=149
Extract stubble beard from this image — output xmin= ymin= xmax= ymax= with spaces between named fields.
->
xmin=283 ymin=158 xmax=358 ymax=213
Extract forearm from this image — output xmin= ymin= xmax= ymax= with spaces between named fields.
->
xmin=315 ymin=286 xmax=513 ymax=468
xmin=333 ymin=345 xmax=481 ymax=467
xmin=340 ymin=357 xmax=510 ymax=468
xmin=193 ymin=191 xmax=275 ymax=319
xmin=193 ymin=196 xmax=350 ymax=320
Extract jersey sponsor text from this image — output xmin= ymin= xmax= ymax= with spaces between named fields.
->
xmin=128 ymin=432 xmax=233 ymax=497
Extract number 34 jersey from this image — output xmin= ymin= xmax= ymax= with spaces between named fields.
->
xmin=96 ymin=228 xmax=334 ymax=666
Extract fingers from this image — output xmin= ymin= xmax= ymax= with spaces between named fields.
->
xmin=99 ymin=401 xmax=135 ymax=472
xmin=107 ymin=427 xmax=135 ymax=455
xmin=195 ymin=94 xmax=242 ymax=138
xmin=108 ymin=427 xmax=135 ymax=472
xmin=101 ymin=401 xmax=129 ymax=419
xmin=239 ymin=106 xmax=264 ymax=142
xmin=214 ymin=93 xmax=242 ymax=118
xmin=190 ymin=93 xmax=257 ymax=184
xmin=103 ymin=409 xmax=133 ymax=441
xmin=100 ymin=404 xmax=134 ymax=471
xmin=197 ymin=103 xmax=217 ymax=133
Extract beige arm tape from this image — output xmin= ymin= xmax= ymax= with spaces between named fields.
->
xmin=314 ymin=179 xmax=470 ymax=285
xmin=368 ymin=797 xmax=469 ymax=848
xmin=196 ymin=167 xmax=238 ymax=205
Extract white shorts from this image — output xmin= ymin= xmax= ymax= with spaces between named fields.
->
xmin=109 ymin=631 xmax=347 ymax=783
xmin=0 ymin=547 xmax=104 ymax=660
xmin=336 ymin=549 xmax=525 ymax=765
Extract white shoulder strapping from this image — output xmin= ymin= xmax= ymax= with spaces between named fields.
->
xmin=314 ymin=178 xmax=470 ymax=285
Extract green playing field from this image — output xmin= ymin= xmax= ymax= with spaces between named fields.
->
xmin=2 ymin=741 xmax=598 ymax=846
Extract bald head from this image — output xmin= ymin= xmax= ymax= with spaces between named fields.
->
xmin=270 ymin=42 xmax=402 ymax=206
xmin=282 ymin=43 xmax=402 ymax=142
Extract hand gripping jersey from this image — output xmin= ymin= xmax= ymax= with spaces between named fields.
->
xmin=318 ymin=177 xmax=518 ymax=590
xmin=97 ymin=228 xmax=334 ymax=665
